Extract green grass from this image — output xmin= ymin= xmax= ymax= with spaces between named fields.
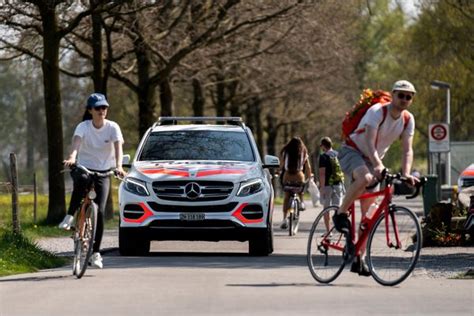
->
xmin=0 ymin=183 xmax=121 ymax=239
xmin=0 ymin=230 xmax=68 ymax=277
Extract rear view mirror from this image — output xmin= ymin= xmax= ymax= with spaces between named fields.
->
xmin=263 ymin=155 xmax=279 ymax=168
xmin=122 ymin=154 xmax=131 ymax=168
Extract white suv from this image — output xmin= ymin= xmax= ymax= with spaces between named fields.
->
xmin=118 ymin=117 xmax=279 ymax=256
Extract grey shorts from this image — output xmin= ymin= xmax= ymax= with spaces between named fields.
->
xmin=338 ymin=145 xmax=373 ymax=177
xmin=320 ymin=184 xmax=344 ymax=208
xmin=338 ymin=146 xmax=378 ymax=191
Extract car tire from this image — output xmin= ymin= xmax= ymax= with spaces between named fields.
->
xmin=249 ymin=225 xmax=273 ymax=256
xmin=119 ymin=226 xmax=151 ymax=256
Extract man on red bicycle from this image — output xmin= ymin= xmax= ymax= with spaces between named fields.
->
xmin=333 ymin=80 xmax=420 ymax=276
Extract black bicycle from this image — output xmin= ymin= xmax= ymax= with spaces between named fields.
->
xmin=68 ymin=164 xmax=116 ymax=278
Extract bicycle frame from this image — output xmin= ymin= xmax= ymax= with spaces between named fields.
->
xmin=324 ymin=183 xmax=403 ymax=255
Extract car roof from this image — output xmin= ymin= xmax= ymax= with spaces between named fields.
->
xmin=151 ymin=124 xmax=247 ymax=133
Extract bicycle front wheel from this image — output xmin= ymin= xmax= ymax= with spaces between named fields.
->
xmin=307 ymin=206 xmax=346 ymax=283
xmin=73 ymin=202 xmax=98 ymax=279
xmin=366 ymin=206 xmax=422 ymax=286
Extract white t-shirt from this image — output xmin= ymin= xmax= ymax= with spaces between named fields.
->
xmin=349 ymin=103 xmax=415 ymax=159
xmin=74 ymin=119 xmax=124 ymax=170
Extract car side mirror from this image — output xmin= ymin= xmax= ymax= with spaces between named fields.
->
xmin=263 ymin=155 xmax=280 ymax=168
xmin=122 ymin=154 xmax=131 ymax=168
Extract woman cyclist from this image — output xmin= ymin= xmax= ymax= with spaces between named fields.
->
xmin=279 ymin=137 xmax=311 ymax=229
xmin=58 ymin=93 xmax=125 ymax=269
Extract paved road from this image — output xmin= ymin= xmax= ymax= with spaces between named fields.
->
xmin=1 ymin=197 xmax=473 ymax=315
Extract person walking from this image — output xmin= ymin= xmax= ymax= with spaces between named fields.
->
xmin=318 ymin=137 xmax=344 ymax=233
xmin=58 ymin=93 xmax=125 ymax=269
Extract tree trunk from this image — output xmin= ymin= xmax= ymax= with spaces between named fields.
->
xmin=39 ymin=5 xmax=66 ymax=224
xmin=215 ymin=72 xmax=226 ymax=117
xmin=253 ymin=98 xmax=264 ymax=157
xmin=135 ymin=36 xmax=156 ymax=137
xmin=160 ymin=78 xmax=174 ymax=117
xmin=90 ymin=1 xmax=114 ymax=220
xmin=192 ymin=78 xmax=204 ymax=117
xmin=91 ymin=0 xmax=105 ymax=94
xmin=266 ymin=113 xmax=278 ymax=156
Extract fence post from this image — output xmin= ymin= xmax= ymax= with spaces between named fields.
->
xmin=10 ymin=153 xmax=20 ymax=234
xmin=34 ymin=172 xmax=37 ymax=224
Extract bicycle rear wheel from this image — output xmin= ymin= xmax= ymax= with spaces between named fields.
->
xmin=307 ymin=206 xmax=346 ymax=283
xmin=288 ymin=197 xmax=294 ymax=236
xmin=366 ymin=206 xmax=422 ymax=286
xmin=289 ymin=198 xmax=299 ymax=236
xmin=73 ymin=202 xmax=98 ymax=279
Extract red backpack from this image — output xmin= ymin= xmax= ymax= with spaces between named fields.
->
xmin=342 ymin=89 xmax=410 ymax=145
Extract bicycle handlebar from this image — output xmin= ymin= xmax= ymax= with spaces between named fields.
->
xmin=366 ymin=169 xmax=426 ymax=199
xmin=69 ymin=164 xmax=117 ymax=178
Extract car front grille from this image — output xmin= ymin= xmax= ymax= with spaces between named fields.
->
xmin=152 ymin=180 xmax=234 ymax=201
xmin=147 ymin=202 xmax=238 ymax=213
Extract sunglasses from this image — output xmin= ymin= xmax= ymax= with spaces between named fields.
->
xmin=93 ymin=106 xmax=108 ymax=111
xmin=397 ymin=92 xmax=413 ymax=101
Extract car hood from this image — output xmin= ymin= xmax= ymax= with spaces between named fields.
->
xmin=130 ymin=161 xmax=261 ymax=182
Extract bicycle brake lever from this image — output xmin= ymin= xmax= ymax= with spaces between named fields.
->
xmin=406 ymin=177 xmax=427 ymax=199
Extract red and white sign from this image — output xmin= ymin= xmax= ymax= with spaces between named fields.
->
xmin=429 ymin=123 xmax=450 ymax=152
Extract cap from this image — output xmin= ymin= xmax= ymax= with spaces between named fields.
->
xmin=392 ymin=80 xmax=416 ymax=94
xmin=87 ymin=93 xmax=109 ymax=108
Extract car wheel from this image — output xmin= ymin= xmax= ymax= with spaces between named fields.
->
xmin=119 ymin=226 xmax=150 ymax=256
xmin=249 ymin=225 xmax=273 ymax=256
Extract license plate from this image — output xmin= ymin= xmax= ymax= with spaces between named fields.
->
xmin=179 ymin=213 xmax=205 ymax=221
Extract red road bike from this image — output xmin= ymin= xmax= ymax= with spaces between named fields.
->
xmin=307 ymin=172 xmax=426 ymax=286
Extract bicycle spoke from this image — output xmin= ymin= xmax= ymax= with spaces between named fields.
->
xmin=307 ymin=206 xmax=346 ymax=283
xmin=367 ymin=206 xmax=422 ymax=286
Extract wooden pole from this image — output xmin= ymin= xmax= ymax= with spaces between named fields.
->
xmin=10 ymin=153 xmax=20 ymax=234
xmin=34 ymin=172 xmax=37 ymax=224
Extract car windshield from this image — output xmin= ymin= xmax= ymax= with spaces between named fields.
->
xmin=139 ymin=130 xmax=255 ymax=162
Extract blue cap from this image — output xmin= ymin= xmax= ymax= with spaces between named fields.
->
xmin=87 ymin=93 xmax=109 ymax=108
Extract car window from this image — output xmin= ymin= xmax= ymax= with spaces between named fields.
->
xmin=139 ymin=130 xmax=255 ymax=161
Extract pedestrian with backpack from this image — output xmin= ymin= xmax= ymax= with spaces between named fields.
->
xmin=318 ymin=137 xmax=345 ymax=233
xmin=333 ymin=80 xmax=420 ymax=276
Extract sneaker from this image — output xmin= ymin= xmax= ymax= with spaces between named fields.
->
xmin=350 ymin=256 xmax=371 ymax=277
xmin=90 ymin=252 xmax=103 ymax=269
xmin=280 ymin=218 xmax=288 ymax=230
xmin=58 ymin=215 xmax=74 ymax=230
xmin=300 ymin=201 xmax=306 ymax=211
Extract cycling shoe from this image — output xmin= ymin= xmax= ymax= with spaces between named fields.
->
xmin=332 ymin=212 xmax=351 ymax=234
xmin=350 ymin=256 xmax=371 ymax=277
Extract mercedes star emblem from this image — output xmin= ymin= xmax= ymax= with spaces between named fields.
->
xmin=184 ymin=182 xmax=201 ymax=199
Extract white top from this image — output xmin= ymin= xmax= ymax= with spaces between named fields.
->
xmin=349 ymin=103 xmax=415 ymax=159
xmin=74 ymin=119 xmax=124 ymax=170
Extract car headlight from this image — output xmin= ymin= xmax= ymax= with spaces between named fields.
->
xmin=237 ymin=179 xmax=264 ymax=196
xmin=124 ymin=177 xmax=150 ymax=196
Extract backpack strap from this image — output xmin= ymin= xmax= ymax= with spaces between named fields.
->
xmin=402 ymin=110 xmax=410 ymax=131
xmin=346 ymin=104 xmax=388 ymax=152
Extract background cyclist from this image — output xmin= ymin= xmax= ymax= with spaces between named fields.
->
xmin=333 ymin=80 xmax=419 ymax=276
xmin=59 ymin=93 xmax=125 ymax=269
xmin=279 ymin=137 xmax=312 ymax=229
